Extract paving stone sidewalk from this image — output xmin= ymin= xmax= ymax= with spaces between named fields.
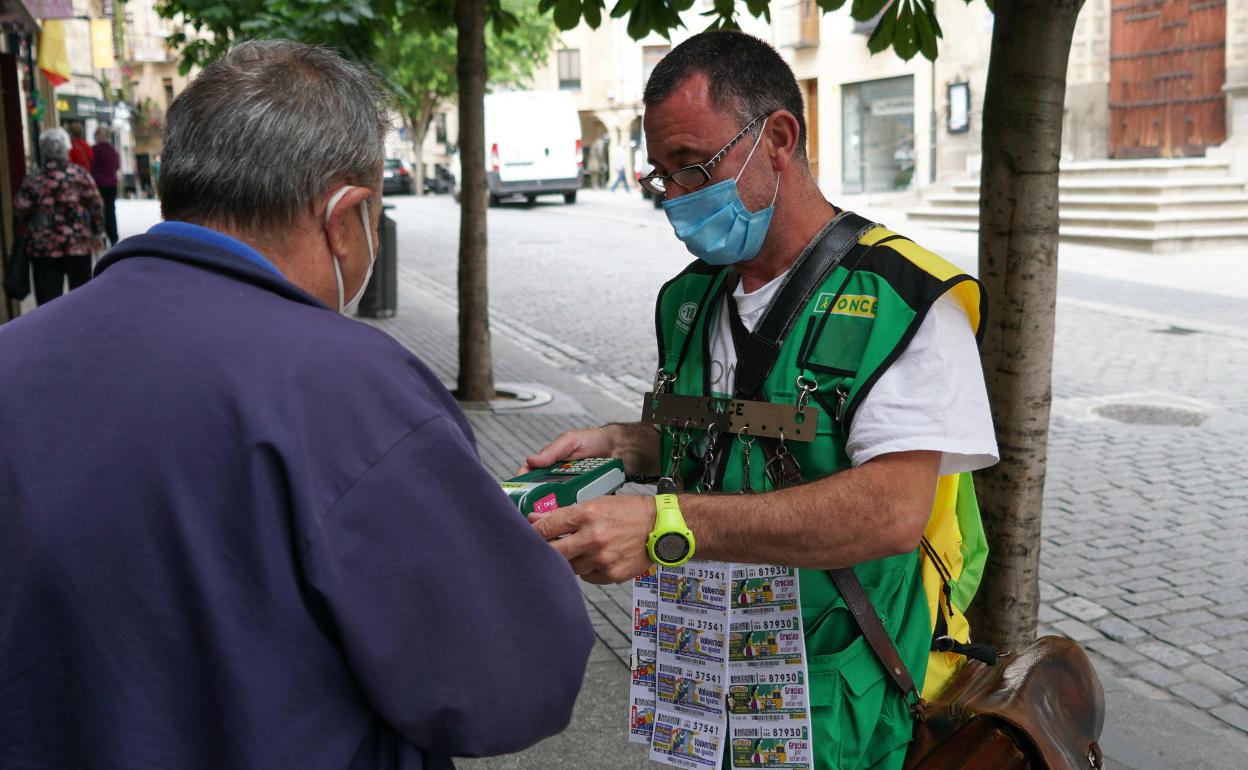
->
xmin=1036 ymin=303 xmax=1248 ymax=736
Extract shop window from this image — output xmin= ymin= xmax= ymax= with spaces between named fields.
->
xmin=841 ymin=75 xmax=915 ymax=194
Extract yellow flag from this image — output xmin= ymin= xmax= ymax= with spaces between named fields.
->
xmin=91 ymin=19 xmax=116 ymax=70
xmin=37 ymin=20 xmax=71 ymax=88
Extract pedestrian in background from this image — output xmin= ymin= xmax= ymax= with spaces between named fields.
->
xmin=610 ymin=161 xmax=630 ymax=191
xmin=66 ymin=120 xmax=92 ymax=170
xmin=0 ymin=40 xmax=591 ymax=770
xmin=586 ymin=144 xmax=604 ymax=189
xmin=91 ymin=126 xmax=120 ymax=245
xmin=13 ymin=127 xmax=104 ymax=305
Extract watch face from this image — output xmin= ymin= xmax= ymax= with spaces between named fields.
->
xmin=654 ymin=532 xmax=690 ymax=564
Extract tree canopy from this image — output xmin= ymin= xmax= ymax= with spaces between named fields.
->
xmin=157 ymin=0 xmax=528 ymax=73
xmin=540 ymin=0 xmax=981 ymax=57
xmin=377 ymin=1 xmax=556 ymax=148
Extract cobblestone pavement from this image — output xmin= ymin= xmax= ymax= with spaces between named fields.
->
xmin=381 ymin=190 xmax=1248 ymax=739
xmin=112 ymin=195 xmax=1248 ymax=763
xmin=1040 ymin=307 xmax=1248 ymax=734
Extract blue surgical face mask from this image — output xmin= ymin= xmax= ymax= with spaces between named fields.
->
xmin=662 ymin=121 xmax=779 ymax=266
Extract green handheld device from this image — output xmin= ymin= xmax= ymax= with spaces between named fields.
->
xmin=500 ymin=457 xmax=626 ymax=514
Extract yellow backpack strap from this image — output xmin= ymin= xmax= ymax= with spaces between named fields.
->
xmin=918 ymin=472 xmax=994 ymax=699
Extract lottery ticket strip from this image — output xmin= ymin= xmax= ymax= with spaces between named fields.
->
xmin=367 ymin=276 xmax=1248 ymax=770
xmin=631 ymin=564 xmax=814 ymax=770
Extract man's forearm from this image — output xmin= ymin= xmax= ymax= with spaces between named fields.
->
xmin=602 ymin=421 xmax=662 ymax=478
xmin=678 ymin=450 xmax=940 ymax=569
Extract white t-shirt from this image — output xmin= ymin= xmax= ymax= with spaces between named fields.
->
xmin=708 ymin=271 xmax=998 ymax=477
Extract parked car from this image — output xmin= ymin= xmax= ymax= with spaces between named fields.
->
xmin=382 ymin=158 xmax=414 ymax=195
xmin=451 ymin=91 xmax=582 ymax=206
xmin=424 ymin=164 xmax=455 ymax=195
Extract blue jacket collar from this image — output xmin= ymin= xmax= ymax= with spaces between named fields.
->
xmin=95 ymin=232 xmax=330 ymax=311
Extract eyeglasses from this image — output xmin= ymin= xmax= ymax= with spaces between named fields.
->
xmin=639 ymin=113 xmax=769 ymax=197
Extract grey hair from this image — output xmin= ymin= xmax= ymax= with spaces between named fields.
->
xmin=40 ymin=128 xmax=71 ymax=161
xmin=159 ymin=40 xmax=391 ymax=233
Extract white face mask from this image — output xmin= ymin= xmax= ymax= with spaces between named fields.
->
xmin=324 ymin=185 xmax=376 ymax=315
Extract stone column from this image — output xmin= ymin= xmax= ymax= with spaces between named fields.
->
xmin=1211 ymin=1 xmax=1248 ymax=176
xmin=1063 ymin=0 xmax=1111 ymax=161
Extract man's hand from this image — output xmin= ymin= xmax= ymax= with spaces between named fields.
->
xmin=516 ymin=428 xmax=614 ymax=475
xmin=530 ymin=496 xmax=656 ymax=585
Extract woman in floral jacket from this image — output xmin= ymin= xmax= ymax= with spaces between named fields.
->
xmin=15 ymin=127 xmax=105 ymax=305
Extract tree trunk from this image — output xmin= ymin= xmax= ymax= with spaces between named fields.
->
xmin=455 ymin=0 xmax=494 ymax=402
xmin=406 ymin=93 xmax=438 ymax=197
xmin=407 ymin=116 xmax=427 ymax=197
xmin=968 ymin=0 xmax=1085 ymax=653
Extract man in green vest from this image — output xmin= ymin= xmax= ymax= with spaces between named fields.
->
xmin=522 ymin=31 xmax=998 ymax=770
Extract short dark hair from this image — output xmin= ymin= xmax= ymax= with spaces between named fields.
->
xmin=159 ymin=40 xmax=390 ymax=233
xmin=643 ymin=31 xmax=807 ymax=162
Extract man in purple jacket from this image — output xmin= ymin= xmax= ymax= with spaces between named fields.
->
xmin=91 ymin=126 xmax=120 ymax=244
xmin=0 ymin=41 xmax=593 ymax=769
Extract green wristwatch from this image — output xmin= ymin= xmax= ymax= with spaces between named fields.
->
xmin=647 ymin=494 xmax=695 ymax=567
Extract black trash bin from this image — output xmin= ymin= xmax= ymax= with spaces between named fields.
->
xmin=358 ymin=205 xmax=397 ymax=318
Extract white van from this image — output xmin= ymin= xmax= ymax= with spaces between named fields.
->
xmin=452 ymin=91 xmax=583 ymax=206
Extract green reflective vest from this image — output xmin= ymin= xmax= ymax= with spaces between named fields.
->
xmin=654 ymin=223 xmax=989 ymax=770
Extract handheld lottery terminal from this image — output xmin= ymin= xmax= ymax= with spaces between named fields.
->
xmin=500 ymin=457 xmax=626 ymax=515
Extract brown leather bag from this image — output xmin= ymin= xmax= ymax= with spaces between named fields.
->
xmin=828 ymin=569 xmax=1106 ymax=770
xmin=905 ymin=636 xmax=1105 ymax=769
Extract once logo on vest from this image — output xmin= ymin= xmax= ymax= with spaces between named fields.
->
xmin=677 ymin=302 xmax=699 ymax=331
xmin=815 ymin=293 xmax=878 ymax=319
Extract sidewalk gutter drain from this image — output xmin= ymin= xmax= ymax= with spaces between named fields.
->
xmin=1091 ymin=403 xmax=1206 ymax=427
xmin=489 ymin=383 xmax=554 ymax=412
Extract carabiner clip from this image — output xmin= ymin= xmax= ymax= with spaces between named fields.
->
xmin=795 ymin=375 xmax=817 ymax=415
xmin=652 ymin=368 xmax=676 ymax=394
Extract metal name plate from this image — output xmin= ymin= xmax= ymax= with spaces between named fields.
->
xmin=641 ymin=392 xmax=818 ymax=442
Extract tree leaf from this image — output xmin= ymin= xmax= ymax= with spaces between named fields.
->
xmin=865 ymin=4 xmax=896 ymax=54
xmin=610 ymin=0 xmax=637 ymax=19
xmin=850 ymin=0 xmax=890 ymax=22
xmin=582 ymin=0 xmax=603 ymax=27
xmin=626 ymin=1 xmax=649 ymax=38
xmin=915 ymin=1 xmax=938 ymax=61
xmin=816 ymin=0 xmax=848 ymax=12
xmin=553 ymin=0 xmax=582 ymax=29
xmin=925 ymin=0 xmax=943 ymax=38
xmin=892 ymin=0 xmax=918 ymax=60
xmin=659 ymin=2 xmax=686 ymax=34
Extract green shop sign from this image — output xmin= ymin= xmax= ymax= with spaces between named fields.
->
xmin=56 ymin=95 xmax=109 ymax=121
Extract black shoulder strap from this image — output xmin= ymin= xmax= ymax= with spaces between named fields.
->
xmin=732 ymin=211 xmax=875 ymax=399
